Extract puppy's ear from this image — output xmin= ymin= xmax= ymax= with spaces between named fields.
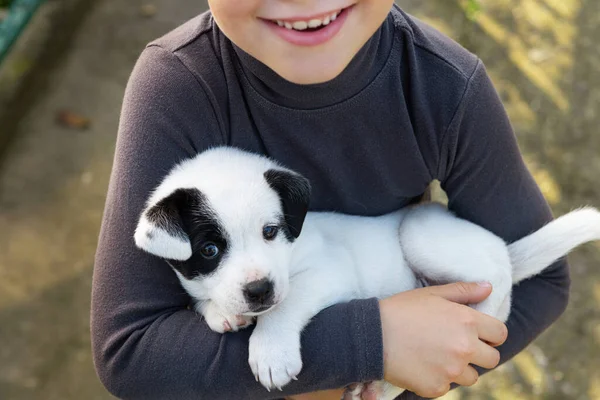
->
xmin=134 ymin=188 xmax=202 ymax=260
xmin=264 ymin=169 xmax=311 ymax=239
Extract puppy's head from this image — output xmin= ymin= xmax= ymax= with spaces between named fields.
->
xmin=134 ymin=147 xmax=310 ymax=316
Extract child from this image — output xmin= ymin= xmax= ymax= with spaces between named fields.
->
xmin=91 ymin=1 xmax=569 ymax=399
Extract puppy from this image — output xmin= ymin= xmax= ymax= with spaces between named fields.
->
xmin=134 ymin=146 xmax=600 ymax=400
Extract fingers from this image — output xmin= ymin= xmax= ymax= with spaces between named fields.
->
xmin=474 ymin=312 xmax=508 ymax=347
xmin=428 ymin=282 xmax=493 ymax=305
xmin=471 ymin=340 xmax=501 ymax=370
xmin=453 ymin=365 xmax=479 ymax=387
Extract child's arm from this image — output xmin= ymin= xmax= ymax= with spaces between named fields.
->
xmin=91 ymin=46 xmax=383 ymax=399
xmin=399 ymin=59 xmax=569 ymax=400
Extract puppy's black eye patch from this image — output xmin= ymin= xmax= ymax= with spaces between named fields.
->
xmin=181 ymin=216 xmax=228 ymax=279
xmin=151 ymin=188 xmax=229 ymax=279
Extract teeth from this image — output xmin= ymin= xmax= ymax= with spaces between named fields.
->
xmin=308 ymin=19 xmax=322 ymax=28
xmin=275 ymin=10 xmax=341 ymax=31
xmin=292 ymin=21 xmax=308 ymax=30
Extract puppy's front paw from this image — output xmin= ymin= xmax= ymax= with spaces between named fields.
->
xmin=248 ymin=329 xmax=302 ymax=391
xmin=199 ymin=302 xmax=254 ymax=333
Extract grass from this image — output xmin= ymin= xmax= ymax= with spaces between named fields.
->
xmin=465 ymin=0 xmax=482 ymax=20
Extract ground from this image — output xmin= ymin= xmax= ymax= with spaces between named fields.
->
xmin=0 ymin=0 xmax=598 ymax=399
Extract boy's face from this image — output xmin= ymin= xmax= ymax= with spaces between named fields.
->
xmin=208 ymin=0 xmax=394 ymax=84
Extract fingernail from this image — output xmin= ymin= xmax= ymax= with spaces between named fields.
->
xmin=477 ymin=281 xmax=492 ymax=288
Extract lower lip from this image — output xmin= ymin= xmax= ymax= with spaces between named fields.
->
xmin=243 ymin=304 xmax=275 ymax=316
xmin=263 ymin=6 xmax=352 ymax=47
xmin=254 ymin=305 xmax=273 ymax=313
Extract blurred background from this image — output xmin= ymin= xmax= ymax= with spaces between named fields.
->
xmin=0 ymin=0 xmax=598 ymax=399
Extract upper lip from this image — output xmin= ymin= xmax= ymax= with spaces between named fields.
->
xmin=262 ymin=6 xmax=348 ymax=23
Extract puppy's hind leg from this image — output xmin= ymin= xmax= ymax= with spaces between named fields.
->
xmin=398 ymin=203 xmax=513 ymax=322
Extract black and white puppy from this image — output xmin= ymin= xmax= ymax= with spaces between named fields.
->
xmin=134 ymin=147 xmax=600 ymax=400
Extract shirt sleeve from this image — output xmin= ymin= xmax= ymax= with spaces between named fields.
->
xmin=91 ymin=45 xmax=384 ymax=400
xmin=399 ymin=60 xmax=570 ymax=400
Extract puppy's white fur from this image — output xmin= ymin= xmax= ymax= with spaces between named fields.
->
xmin=135 ymin=147 xmax=600 ymax=399
xmin=135 ymin=149 xmax=294 ymax=320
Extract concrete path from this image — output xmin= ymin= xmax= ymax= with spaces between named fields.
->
xmin=0 ymin=1 xmax=207 ymax=399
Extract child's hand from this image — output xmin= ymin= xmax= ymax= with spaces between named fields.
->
xmin=380 ymin=282 xmax=507 ymax=398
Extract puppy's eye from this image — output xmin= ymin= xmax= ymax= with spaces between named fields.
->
xmin=263 ymin=225 xmax=279 ymax=240
xmin=200 ymin=242 xmax=219 ymax=259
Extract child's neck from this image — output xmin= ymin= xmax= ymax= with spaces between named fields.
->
xmin=230 ymin=14 xmax=394 ymax=109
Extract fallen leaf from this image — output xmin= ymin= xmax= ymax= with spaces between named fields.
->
xmin=56 ymin=110 xmax=91 ymax=130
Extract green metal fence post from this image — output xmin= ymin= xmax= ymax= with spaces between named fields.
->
xmin=0 ymin=0 xmax=46 ymax=64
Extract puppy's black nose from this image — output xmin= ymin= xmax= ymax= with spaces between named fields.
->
xmin=243 ymin=278 xmax=274 ymax=304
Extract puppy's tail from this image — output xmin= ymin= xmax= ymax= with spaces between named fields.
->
xmin=510 ymin=207 xmax=600 ymax=284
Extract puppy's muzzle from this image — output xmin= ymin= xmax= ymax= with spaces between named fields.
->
xmin=243 ymin=278 xmax=274 ymax=310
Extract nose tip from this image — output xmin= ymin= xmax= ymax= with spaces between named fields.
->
xmin=243 ymin=278 xmax=274 ymax=304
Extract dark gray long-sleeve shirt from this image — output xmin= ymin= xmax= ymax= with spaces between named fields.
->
xmin=91 ymin=5 xmax=570 ymax=399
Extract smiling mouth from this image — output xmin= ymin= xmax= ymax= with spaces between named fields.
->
xmin=269 ymin=9 xmax=343 ymax=32
xmin=261 ymin=6 xmax=353 ymax=47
